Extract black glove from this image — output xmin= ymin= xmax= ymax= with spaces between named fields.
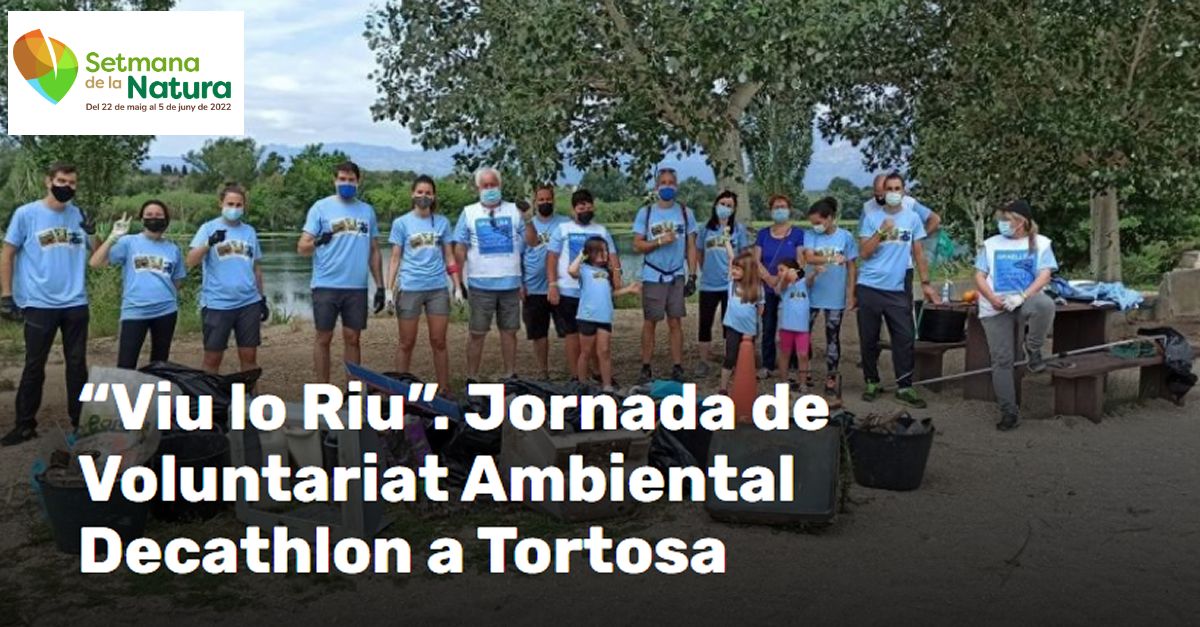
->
xmin=208 ymin=229 xmax=227 ymax=248
xmin=259 ymin=297 xmax=270 ymax=322
xmin=80 ymin=212 xmax=96 ymax=236
xmin=373 ymin=288 xmax=386 ymax=314
xmin=684 ymin=274 xmax=697 ymax=298
xmin=314 ymin=232 xmax=333 ymax=247
xmin=0 ymin=296 xmax=21 ymax=322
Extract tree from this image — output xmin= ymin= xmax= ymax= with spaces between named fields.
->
xmin=184 ymin=138 xmax=266 ymax=192
xmin=366 ymin=0 xmax=894 ymax=215
xmin=19 ymin=136 xmax=149 ymax=215
xmin=743 ymin=91 xmax=813 ymax=214
xmin=580 ymin=167 xmax=639 ymax=202
xmin=825 ymin=176 xmax=864 ymax=220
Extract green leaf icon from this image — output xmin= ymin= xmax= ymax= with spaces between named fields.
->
xmin=12 ymin=29 xmax=79 ymax=104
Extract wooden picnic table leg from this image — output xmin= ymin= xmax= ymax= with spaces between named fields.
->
xmin=915 ymin=349 xmax=946 ymax=393
xmin=963 ymin=312 xmax=1023 ymax=404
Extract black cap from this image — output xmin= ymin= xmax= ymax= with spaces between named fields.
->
xmin=1005 ymin=199 xmax=1033 ymax=221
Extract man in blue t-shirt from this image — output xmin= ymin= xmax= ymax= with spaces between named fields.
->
xmin=187 ymin=183 xmax=266 ymax=376
xmin=861 ymin=173 xmax=942 ymax=302
xmin=521 ymin=184 xmax=570 ymax=379
xmin=856 ymin=173 xmax=939 ymax=409
xmin=297 ymin=161 xmax=385 ymax=384
xmin=631 ymin=168 xmax=698 ymax=383
xmin=1 ymin=163 xmax=98 ymax=445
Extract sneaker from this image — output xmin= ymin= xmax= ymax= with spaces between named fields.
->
xmin=1 ymin=424 xmax=38 ymax=447
xmin=862 ymin=382 xmax=882 ymax=402
xmin=824 ymin=375 xmax=839 ymax=397
xmin=671 ymin=364 xmax=685 ymax=382
xmin=638 ymin=364 xmax=653 ymax=384
xmin=895 ymin=387 xmax=928 ymax=409
xmin=997 ymin=413 xmax=1021 ymax=431
xmin=1025 ymin=348 xmax=1047 ymax=374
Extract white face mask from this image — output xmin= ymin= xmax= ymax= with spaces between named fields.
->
xmin=885 ymin=192 xmax=903 ymax=207
xmin=812 ymin=223 xmax=827 ymax=235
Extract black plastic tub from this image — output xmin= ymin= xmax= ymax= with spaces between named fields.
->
xmin=151 ymin=431 xmax=230 ymax=522
xmin=39 ymin=477 xmax=150 ymax=554
xmin=847 ymin=426 xmax=936 ymax=491
xmin=917 ymin=304 xmax=967 ymax=343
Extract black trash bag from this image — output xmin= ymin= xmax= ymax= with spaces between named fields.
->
xmin=649 ymin=428 xmax=701 ymax=470
xmin=501 ymin=378 xmax=610 ymax=432
xmin=1138 ymin=327 xmax=1197 ymax=402
xmin=139 ymin=361 xmax=262 ymax=430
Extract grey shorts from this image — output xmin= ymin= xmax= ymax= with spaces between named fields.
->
xmin=312 ymin=288 xmax=368 ymax=332
xmin=202 ymin=304 xmax=261 ymax=352
xmin=397 ymin=288 xmax=450 ymax=319
xmin=468 ymin=287 xmax=521 ymax=334
xmin=642 ymin=277 xmax=686 ymax=321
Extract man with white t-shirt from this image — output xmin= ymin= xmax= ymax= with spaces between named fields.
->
xmin=453 ymin=167 xmax=526 ymax=382
xmin=974 ymin=199 xmax=1057 ymax=432
xmin=546 ymin=188 xmax=619 ymax=380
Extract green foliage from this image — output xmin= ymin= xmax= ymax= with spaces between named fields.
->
xmin=184 ymin=138 xmax=267 ymax=192
xmin=823 ymin=177 xmax=868 ymax=220
xmin=18 ymin=135 xmax=151 ymax=212
xmin=580 ymin=168 xmax=641 ymax=203
xmin=742 ymin=91 xmax=813 ymax=215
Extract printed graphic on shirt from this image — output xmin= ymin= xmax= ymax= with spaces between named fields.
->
xmin=132 ymin=254 xmax=174 ymax=275
xmin=534 ymin=229 xmax=553 ymax=247
xmin=649 ymin=220 xmax=681 ymax=239
xmin=705 ymin=233 xmax=732 ymax=248
xmin=880 ymin=227 xmax=914 ymax=244
xmin=215 ymin=240 xmax=255 ymax=261
xmin=330 ymin=217 xmax=370 ymax=236
xmin=785 ymin=287 xmax=808 ymax=301
xmin=36 ymin=227 xmax=84 ymax=248
xmin=567 ymin=232 xmax=592 ymax=261
xmin=407 ymin=231 xmax=439 ymax=251
xmin=992 ymin=250 xmax=1037 ymax=293
xmin=475 ymin=216 xmax=515 ymax=255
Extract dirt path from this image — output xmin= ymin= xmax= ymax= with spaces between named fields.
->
xmin=1 ymin=309 xmax=1198 ymax=625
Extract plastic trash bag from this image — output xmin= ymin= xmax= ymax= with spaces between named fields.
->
xmin=1138 ymin=327 xmax=1197 ymax=402
xmin=853 ymin=410 xmax=933 ymax=436
xmin=72 ymin=367 xmax=169 ymax=474
xmin=139 ymin=361 xmax=262 ymax=430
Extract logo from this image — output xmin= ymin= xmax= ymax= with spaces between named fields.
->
xmin=11 ymin=29 xmax=78 ymax=104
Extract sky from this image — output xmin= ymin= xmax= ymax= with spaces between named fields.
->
xmin=154 ymin=0 xmax=412 ymax=156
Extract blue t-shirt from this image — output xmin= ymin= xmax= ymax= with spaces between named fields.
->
xmin=189 ymin=218 xmax=263 ymax=311
xmin=857 ymin=208 xmax=927 ymax=292
xmin=3 ymin=200 xmax=90 ymax=309
xmin=389 ymin=211 xmax=451 ymax=292
xmin=754 ymin=225 xmax=805 ymax=295
xmin=548 ymin=222 xmax=617 ymax=298
xmin=698 ymin=223 xmax=750 ymax=292
xmin=302 ymin=196 xmax=379 ymax=290
xmin=109 ymin=234 xmax=187 ymax=321
xmin=633 ymin=203 xmax=698 ymax=283
xmin=523 ymin=214 xmax=570 ymax=295
xmin=778 ymin=279 xmax=811 ymax=333
xmin=723 ymin=282 xmax=763 ymax=337
xmin=805 ymin=227 xmax=859 ymax=310
xmin=577 ymin=264 xmax=614 ymax=325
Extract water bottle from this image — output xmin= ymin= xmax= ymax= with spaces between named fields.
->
xmin=941 ymin=279 xmax=953 ymax=303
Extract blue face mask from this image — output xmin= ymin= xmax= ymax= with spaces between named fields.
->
xmin=480 ymin=187 xmax=502 ymax=205
xmin=772 ymin=208 xmax=790 ymax=224
xmin=222 ymin=206 xmax=243 ymax=222
xmin=716 ymin=204 xmax=733 ymax=219
xmin=658 ymin=186 xmax=677 ymax=202
xmin=998 ymin=220 xmax=1014 ymax=237
xmin=336 ymin=183 xmax=357 ymax=200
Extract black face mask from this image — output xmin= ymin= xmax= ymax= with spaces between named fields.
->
xmin=577 ymin=210 xmax=595 ymax=225
xmin=537 ymin=202 xmax=555 ymax=217
xmin=51 ymin=185 xmax=75 ymax=203
xmin=874 ymin=196 xmax=886 ymax=206
xmin=413 ymin=196 xmax=434 ymax=210
xmin=142 ymin=218 xmax=169 ymax=234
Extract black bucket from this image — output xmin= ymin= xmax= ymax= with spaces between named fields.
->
xmin=151 ymin=431 xmax=230 ymax=522
xmin=847 ymin=426 xmax=936 ymax=491
xmin=917 ymin=304 xmax=967 ymax=343
xmin=38 ymin=477 xmax=150 ymax=554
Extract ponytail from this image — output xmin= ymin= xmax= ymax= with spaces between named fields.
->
xmin=1027 ymin=219 xmax=1039 ymax=254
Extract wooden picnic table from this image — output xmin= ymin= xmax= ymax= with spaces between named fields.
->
xmin=919 ymin=301 xmax=1116 ymax=402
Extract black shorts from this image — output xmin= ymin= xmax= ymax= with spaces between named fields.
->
xmin=523 ymin=293 xmax=567 ymax=340
xmin=577 ymin=320 xmax=613 ymax=336
xmin=554 ymin=295 xmax=581 ymax=335
xmin=202 ymin=304 xmax=261 ymax=352
xmin=312 ymin=288 xmax=368 ymax=332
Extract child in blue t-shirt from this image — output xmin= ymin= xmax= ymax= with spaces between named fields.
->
xmin=803 ymin=197 xmax=858 ymax=396
xmin=719 ymin=247 xmax=765 ymax=394
xmin=568 ymin=237 xmax=640 ymax=391
xmin=773 ymin=259 xmax=812 ymax=392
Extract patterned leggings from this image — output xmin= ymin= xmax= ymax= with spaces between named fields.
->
xmin=808 ymin=308 xmax=845 ymax=374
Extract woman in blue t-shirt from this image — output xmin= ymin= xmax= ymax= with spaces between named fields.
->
xmin=696 ymin=190 xmax=750 ymax=374
xmin=753 ymin=194 xmax=805 ymax=379
xmin=90 ymin=200 xmax=187 ymax=369
xmin=802 ymin=197 xmax=859 ymax=396
xmin=386 ymin=175 xmax=463 ymax=393
xmin=568 ymin=237 xmax=640 ymax=391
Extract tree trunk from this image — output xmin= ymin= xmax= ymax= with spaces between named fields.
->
xmin=1089 ymin=188 xmax=1121 ymax=282
xmin=707 ymin=126 xmax=750 ymax=224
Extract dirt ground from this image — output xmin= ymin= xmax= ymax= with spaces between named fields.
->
xmin=1 ymin=307 xmax=1199 ymax=625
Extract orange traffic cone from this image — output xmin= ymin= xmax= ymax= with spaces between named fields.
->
xmin=731 ymin=335 xmax=758 ymax=424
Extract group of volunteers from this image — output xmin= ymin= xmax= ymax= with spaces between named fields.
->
xmin=0 ymin=160 xmax=1059 ymax=445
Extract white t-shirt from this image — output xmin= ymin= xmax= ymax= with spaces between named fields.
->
xmin=974 ymin=234 xmax=1058 ymax=318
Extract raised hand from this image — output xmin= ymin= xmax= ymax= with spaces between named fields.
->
xmin=208 ymin=229 xmax=227 ymax=248
xmin=108 ymin=213 xmax=131 ymax=241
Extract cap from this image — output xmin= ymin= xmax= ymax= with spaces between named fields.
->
xmin=1005 ymin=199 xmax=1033 ymax=221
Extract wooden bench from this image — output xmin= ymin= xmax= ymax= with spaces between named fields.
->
xmin=880 ymin=339 xmax=966 ymax=392
xmin=1052 ymin=344 xmax=1198 ymax=422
